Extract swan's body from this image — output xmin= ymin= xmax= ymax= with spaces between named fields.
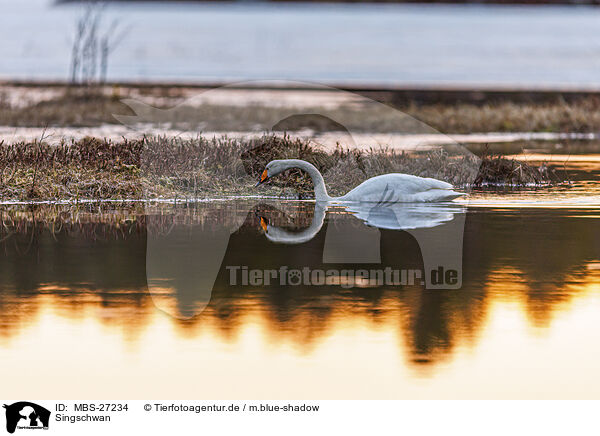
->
xmin=257 ymin=159 xmax=464 ymax=203
xmin=339 ymin=173 xmax=461 ymax=203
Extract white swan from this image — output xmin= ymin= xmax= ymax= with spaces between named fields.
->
xmin=256 ymin=159 xmax=464 ymax=202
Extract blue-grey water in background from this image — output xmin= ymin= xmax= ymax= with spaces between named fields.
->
xmin=2 ymin=0 xmax=600 ymax=87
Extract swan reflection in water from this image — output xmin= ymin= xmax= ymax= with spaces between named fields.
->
xmin=146 ymin=199 xmax=466 ymax=319
xmin=261 ymin=200 xmax=466 ymax=287
xmin=262 ymin=201 xmax=464 ymax=245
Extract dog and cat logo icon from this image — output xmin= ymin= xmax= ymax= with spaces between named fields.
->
xmin=3 ymin=402 xmax=50 ymax=433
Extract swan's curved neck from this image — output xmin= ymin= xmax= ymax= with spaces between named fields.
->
xmin=284 ymin=160 xmax=332 ymax=201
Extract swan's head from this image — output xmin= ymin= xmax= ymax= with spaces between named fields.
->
xmin=254 ymin=160 xmax=291 ymax=186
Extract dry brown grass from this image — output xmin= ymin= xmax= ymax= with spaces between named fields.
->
xmin=407 ymin=99 xmax=600 ymax=133
xmin=473 ymin=153 xmax=560 ymax=186
xmin=0 ymin=134 xmax=324 ymax=201
xmin=0 ymin=89 xmax=133 ymax=127
xmin=0 ymin=133 xmax=557 ymax=202
xmin=0 ymin=136 xmax=143 ymax=200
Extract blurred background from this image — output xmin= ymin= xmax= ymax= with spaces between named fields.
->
xmin=3 ymin=0 xmax=600 ymax=88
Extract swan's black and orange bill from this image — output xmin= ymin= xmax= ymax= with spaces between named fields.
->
xmin=255 ymin=169 xmax=269 ymax=187
xmin=259 ymin=217 xmax=268 ymax=232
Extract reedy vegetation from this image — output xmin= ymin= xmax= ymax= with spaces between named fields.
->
xmin=0 ymin=134 xmax=556 ymax=202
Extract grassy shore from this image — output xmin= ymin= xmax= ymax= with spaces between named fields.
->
xmin=0 ymin=134 xmax=561 ymax=202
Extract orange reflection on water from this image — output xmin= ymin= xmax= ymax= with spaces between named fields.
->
xmin=1 ymin=265 xmax=600 ymax=399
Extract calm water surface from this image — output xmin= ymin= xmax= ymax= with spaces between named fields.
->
xmin=1 ymin=160 xmax=600 ymax=398
xmin=2 ymin=1 xmax=600 ymax=86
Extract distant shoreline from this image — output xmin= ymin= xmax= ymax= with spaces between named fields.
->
xmin=4 ymin=79 xmax=600 ymax=104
